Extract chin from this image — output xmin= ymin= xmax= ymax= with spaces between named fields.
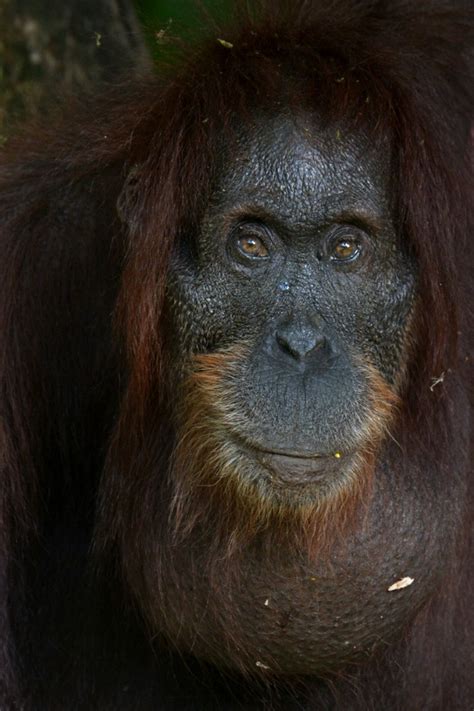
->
xmin=232 ymin=439 xmax=364 ymax=510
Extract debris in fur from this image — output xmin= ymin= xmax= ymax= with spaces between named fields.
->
xmin=430 ymin=373 xmax=445 ymax=391
xmin=388 ymin=577 xmax=414 ymax=591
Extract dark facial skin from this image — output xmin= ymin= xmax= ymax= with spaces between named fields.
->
xmin=149 ymin=114 xmax=461 ymax=676
xmin=168 ymin=113 xmax=415 ymax=502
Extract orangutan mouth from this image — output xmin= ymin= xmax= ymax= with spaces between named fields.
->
xmin=256 ymin=449 xmax=350 ymax=485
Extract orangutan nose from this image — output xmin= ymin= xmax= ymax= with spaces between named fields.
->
xmin=275 ymin=317 xmax=329 ymax=363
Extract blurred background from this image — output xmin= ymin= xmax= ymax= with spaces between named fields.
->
xmin=137 ymin=0 xmax=231 ymax=38
xmin=0 ymin=0 xmax=232 ymax=136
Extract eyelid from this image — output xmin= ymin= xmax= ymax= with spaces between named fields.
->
xmin=334 ymin=214 xmax=382 ymax=240
xmin=327 ymin=220 xmax=374 ymax=240
xmin=235 ymin=219 xmax=271 ymax=234
xmin=331 ymin=218 xmax=372 ymax=235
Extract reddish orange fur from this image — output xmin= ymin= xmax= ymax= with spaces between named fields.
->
xmin=168 ymin=348 xmax=400 ymax=562
xmin=0 ymin=1 xmax=471 ymax=707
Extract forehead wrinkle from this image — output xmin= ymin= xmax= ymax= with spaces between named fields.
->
xmin=212 ymin=198 xmax=386 ymax=239
xmin=256 ymin=153 xmax=330 ymax=206
xmin=248 ymin=145 xmax=385 ymax=204
xmin=210 ymin=114 xmax=392 ymax=232
xmin=212 ymin=171 xmax=387 ymax=235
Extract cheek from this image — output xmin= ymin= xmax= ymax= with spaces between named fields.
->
xmin=165 ymin=265 xmax=274 ymax=355
xmin=311 ymin=257 xmax=416 ymax=383
xmin=165 ymin=270 xmax=230 ymax=355
xmin=356 ymin=272 xmax=417 ymax=382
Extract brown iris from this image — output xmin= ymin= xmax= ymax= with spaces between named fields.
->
xmin=332 ymin=237 xmax=360 ymax=262
xmin=237 ymin=234 xmax=269 ymax=258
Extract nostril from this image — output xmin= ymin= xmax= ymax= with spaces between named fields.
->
xmin=276 ymin=332 xmax=300 ymax=360
xmin=275 ymin=328 xmax=327 ymax=362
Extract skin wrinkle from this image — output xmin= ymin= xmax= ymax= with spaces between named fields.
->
xmin=167 ymin=113 xmax=415 ymax=462
xmin=221 ymin=116 xmax=390 ymax=220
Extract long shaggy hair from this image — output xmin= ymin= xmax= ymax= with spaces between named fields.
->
xmin=0 ymin=1 xmax=472 ymax=708
xmin=97 ymin=0 xmax=473 ymax=593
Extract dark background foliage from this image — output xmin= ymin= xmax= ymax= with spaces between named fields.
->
xmin=0 ymin=0 xmax=231 ymax=135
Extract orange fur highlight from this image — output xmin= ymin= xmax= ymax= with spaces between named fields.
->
xmin=168 ymin=347 xmax=400 ymax=563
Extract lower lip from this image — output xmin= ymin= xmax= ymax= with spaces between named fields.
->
xmin=256 ymin=451 xmax=345 ymax=485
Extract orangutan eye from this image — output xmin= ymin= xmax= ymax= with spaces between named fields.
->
xmin=237 ymin=234 xmax=269 ymax=259
xmin=328 ymin=230 xmax=364 ymax=264
xmin=332 ymin=238 xmax=360 ymax=261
